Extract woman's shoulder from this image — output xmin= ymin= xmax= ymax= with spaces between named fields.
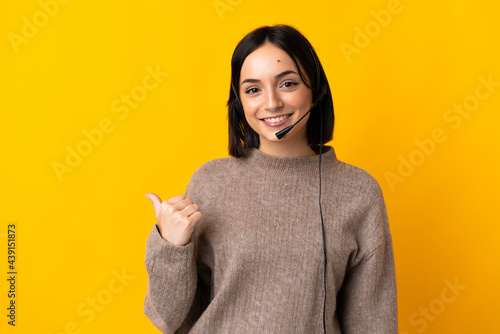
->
xmin=318 ymin=146 xmax=381 ymax=194
xmin=184 ymin=155 xmax=244 ymax=202
xmin=330 ymin=159 xmax=389 ymax=251
xmin=192 ymin=155 xmax=240 ymax=176
xmin=330 ymin=158 xmax=385 ymax=202
xmin=187 ymin=155 xmax=242 ymax=188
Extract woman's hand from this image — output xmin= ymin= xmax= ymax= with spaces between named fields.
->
xmin=145 ymin=193 xmax=202 ymax=246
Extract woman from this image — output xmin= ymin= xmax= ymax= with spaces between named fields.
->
xmin=144 ymin=24 xmax=398 ymax=333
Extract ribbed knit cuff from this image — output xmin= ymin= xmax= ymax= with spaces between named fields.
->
xmin=145 ymin=224 xmax=195 ymax=270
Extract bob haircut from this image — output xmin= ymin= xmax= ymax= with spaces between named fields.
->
xmin=227 ymin=24 xmax=334 ymax=158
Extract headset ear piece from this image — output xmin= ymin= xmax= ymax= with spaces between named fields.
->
xmin=312 ymin=85 xmax=327 ymax=107
xmin=319 ymin=85 xmax=327 ymax=99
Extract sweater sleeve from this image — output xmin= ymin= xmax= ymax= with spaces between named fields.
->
xmin=336 ymin=181 xmax=398 ymax=333
xmin=143 ymin=175 xmax=210 ymax=333
xmin=143 ymin=224 xmax=197 ymax=333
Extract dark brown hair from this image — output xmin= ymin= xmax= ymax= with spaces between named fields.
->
xmin=227 ymin=24 xmax=334 ymax=158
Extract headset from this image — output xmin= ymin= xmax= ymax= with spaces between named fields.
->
xmin=231 ymin=44 xmax=329 ymax=334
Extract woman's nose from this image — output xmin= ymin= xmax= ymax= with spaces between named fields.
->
xmin=264 ymin=88 xmax=283 ymax=111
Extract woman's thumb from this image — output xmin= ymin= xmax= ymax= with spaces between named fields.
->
xmin=145 ymin=193 xmax=162 ymax=218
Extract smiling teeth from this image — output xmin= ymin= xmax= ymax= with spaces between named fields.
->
xmin=263 ymin=115 xmax=289 ymax=123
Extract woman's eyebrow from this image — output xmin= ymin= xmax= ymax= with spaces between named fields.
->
xmin=240 ymin=70 xmax=298 ymax=85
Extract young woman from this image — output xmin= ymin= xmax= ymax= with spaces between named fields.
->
xmin=144 ymin=24 xmax=398 ymax=333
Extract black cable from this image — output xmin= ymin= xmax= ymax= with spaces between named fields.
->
xmin=319 ymin=97 xmax=327 ymax=334
xmin=308 ymin=42 xmax=327 ymax=334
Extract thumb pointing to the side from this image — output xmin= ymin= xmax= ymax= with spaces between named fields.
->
xmin=145 ymin=193 xmax=162 ymax=219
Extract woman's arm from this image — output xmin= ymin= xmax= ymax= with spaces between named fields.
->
xmin=144 ymin=224 xmax=209 ymax=333
xmin=337 ymin=230 xmax=398 ymax=333
xmin=143 ymin=163 xmax=211 ymax=332
xmin=337 ymin=181 xmax=398 ymax=333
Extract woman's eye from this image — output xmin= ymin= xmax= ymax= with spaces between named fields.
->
xmin=282 ymin=81 xmax=298 ymax=88
xmin=245 ymin=87 xmax=259 ymax=94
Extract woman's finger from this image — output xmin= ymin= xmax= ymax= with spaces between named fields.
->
xmin=165 ymin=195 xmax=185 ymax=205
xmin=172 ymin=198 xmax=193 ymax=212
xmin=181 ymin=203 xmax=200 ymax=218
xmin=189 ymin=211 xmax=203 ymax=225
xmin=145 ymin=193 xmax=162 ymax=218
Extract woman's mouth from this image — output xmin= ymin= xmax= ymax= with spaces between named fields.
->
xmin=260 ymin=113 xmax=293 ymax=127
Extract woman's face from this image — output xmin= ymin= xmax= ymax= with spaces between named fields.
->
xmin=239 ymin=42 xmax=314 ymax=154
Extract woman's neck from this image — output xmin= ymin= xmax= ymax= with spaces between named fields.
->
xmin=258 ymin=140 xmax=316 ymax=158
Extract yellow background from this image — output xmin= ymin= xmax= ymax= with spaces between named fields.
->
xmin=1 ymin=0 xmax=499 ymax=333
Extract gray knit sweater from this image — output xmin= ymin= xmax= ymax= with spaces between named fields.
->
xmin=144 ymin=146 xmax=398 ymax=333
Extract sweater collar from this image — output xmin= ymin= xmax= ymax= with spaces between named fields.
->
xmin=244 ymin=146 xmax=339 ymax=176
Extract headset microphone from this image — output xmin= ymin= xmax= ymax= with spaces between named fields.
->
xmin=275 ymin=85 xmax=326 ymax=140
